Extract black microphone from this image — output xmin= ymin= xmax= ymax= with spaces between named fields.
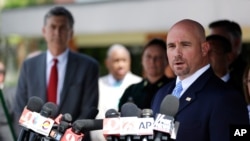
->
xmin=121 ymin=102 xmax=141 ymax=117
xmin=105 ymin=108 xmax=120 ymax=118
xmin=120 ymin=102 xmax=141 ymax=141
xmin=17 ymin=96 xmax=44 ymax=141
xmin=40 ymin=102 xmax=58 ymax=118
xmin=60 ymin=119 xmax=103 ymax=141
xmin=48 ymin=113 xmax=73 ymax=141
xmin=73 ymin=119 xmax=103 ymax=132
xmin=103 ymin=109 xmax=120 ymax=141
xmin=58 ymin=113 xmax=72 ymax=132
xmin=153 ymin=95 xmax=179 ymax=141
xmin=28 ymin=102 xmax=59 ymax=141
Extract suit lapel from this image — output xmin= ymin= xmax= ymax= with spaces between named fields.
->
xmin=176 ymin=67 xmax=214 ymax=114
xmin=38 ymin=53 xmax=47 ymax=101
xmin=59 ymin=51 xmax=77 ymax=107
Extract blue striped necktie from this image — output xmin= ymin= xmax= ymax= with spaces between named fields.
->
xmin=172 ymin=81 xmax=183 ymax=98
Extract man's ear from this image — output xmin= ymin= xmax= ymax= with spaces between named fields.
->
xmin=201 ymin=41 xmax=210 ymax=56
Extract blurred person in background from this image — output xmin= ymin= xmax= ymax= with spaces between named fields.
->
xmin=119 ymin=38 xmax=174 ymax=110
xmin=243 ymin=63 xmax=250 ymax=121
xmin=209 ymin=20 xmax=247 ymax=94
xmin=14 ymin=6 xmax=99 ymax=141
xmin=91 ymin=44 xmax=141 ymax=141
xmin=206 ymin=35 xmax=233 ymax=83
xmin=0 ymin=61 xmax=17 ymax=141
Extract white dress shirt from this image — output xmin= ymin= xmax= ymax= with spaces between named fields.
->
xmin=175 ymin=64 xmax=210 ymax=98
xmin=220 ymin=72 xmax=230 ymax=82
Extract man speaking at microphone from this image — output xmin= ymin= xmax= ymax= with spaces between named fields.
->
xmin=14 ymin=6 xmax=99 ymax=141
xmin=151 ymin=19 xmax=249 ymax=141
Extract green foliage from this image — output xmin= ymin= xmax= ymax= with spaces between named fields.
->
xmin=3 ymin=0 xmax=53 ymax=9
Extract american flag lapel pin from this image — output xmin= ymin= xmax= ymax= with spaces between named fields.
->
xmin=186 ymin=97 xmax=191 ymax=101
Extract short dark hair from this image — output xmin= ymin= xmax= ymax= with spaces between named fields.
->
xmin=143 ymin=38 xmax=166 ymax=54
xmin=44 ymin=6 xmax=74 ymax=28
xmin=208 ymin=20 xmax=242 ymax=38
xmin=206 ymin=35 xmax=232 ymax=53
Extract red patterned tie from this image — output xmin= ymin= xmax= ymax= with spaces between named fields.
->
xmin=47 ymin=58 xmax=58 ymax=103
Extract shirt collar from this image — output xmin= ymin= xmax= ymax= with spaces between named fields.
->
xmin=47 ymin=49 xmax=69 ymax=64
xmin=107 ymin=72 xmax=132 ymax=86
xmin=176 ymin=64 xmax=210 ymax=91
xmin=221 ymin=72 xmax=230 ymax=82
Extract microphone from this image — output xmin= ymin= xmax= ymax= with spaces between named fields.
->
xmin=138 ymin=109 xmax=154 ymax=141
xmin=17 ymin=96 xmax=44 ymax=141
xmin=61 ymin=127 xmax=84 ymax=141
xmin=48 ymin=113 xmax=73 ymax=141
xmin=60 ymin=119 xmax=103 ymax=141
xmin=58 ymin=113 xmax=73 ymax=132
xmin=28 ymin=102 xmax=58 ymax=137
xmin=153 ymin=95 xmax=179 ymax=141
xmin=40 ymin=102 xmax=58 ymax=118
xmin=59 ymin=107 xmax=99 ymax=141
xmin=120 ymin=102 xmax=141 ymax=141
xmin=73 ymin=119 xmax=103 ymax=132
xmin=103 ymin=109 xmax=120 ymax=141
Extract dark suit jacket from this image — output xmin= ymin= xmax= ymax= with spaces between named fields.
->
xmin=15 ymin=51 xmax=99 ymax=122
xmin=228 ymin=55 xmax=247 ymax=95
xmin=152 ymin=67 xmax=249 ymax=141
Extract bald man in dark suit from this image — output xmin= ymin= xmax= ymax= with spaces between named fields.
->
xmin=151 ymin=19 xmax=249 ymax=141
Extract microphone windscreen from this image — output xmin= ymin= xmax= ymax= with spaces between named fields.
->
xmin=62 ymin=113 xmax=72 ymax=122
xmin=27 ymin=96 xmax=44 ymax=112
xmin=41 ymin=102 xmax=58 ymax=118
xmin=160 ymin=95 xmax=179 ymax=117
xmin=73 ymin=119 xmax=103 ymax=132
xmin=121 ymin=102 xmax=140 ymax=117
xmin=105 ymin=109 xmax=119 ymax=118
xmin=58 ymin=120 xmax=71 ymax=133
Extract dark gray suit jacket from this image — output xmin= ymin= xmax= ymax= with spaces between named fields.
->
xmin=0 ymin=87 xmax=17 ymax=141
xmin=15 ymin=51 xmax=99 ymax=123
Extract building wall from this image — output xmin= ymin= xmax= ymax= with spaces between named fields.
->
xmin=1 ymin=0 xmax=250 ymax=41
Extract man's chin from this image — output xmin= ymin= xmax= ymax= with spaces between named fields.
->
xmin=115 ymin=74 xmax=126 ymax=80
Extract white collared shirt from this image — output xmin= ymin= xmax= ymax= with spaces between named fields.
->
xmin=220 ymin=72 xmax=230 ymax=82
xmin=46 ymin=49 xmax=69 ymax=104
xmin=175 ymin=64 xmax=210 ymax=98
xmin=107 ymin=74 xmax=123 ymax=87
